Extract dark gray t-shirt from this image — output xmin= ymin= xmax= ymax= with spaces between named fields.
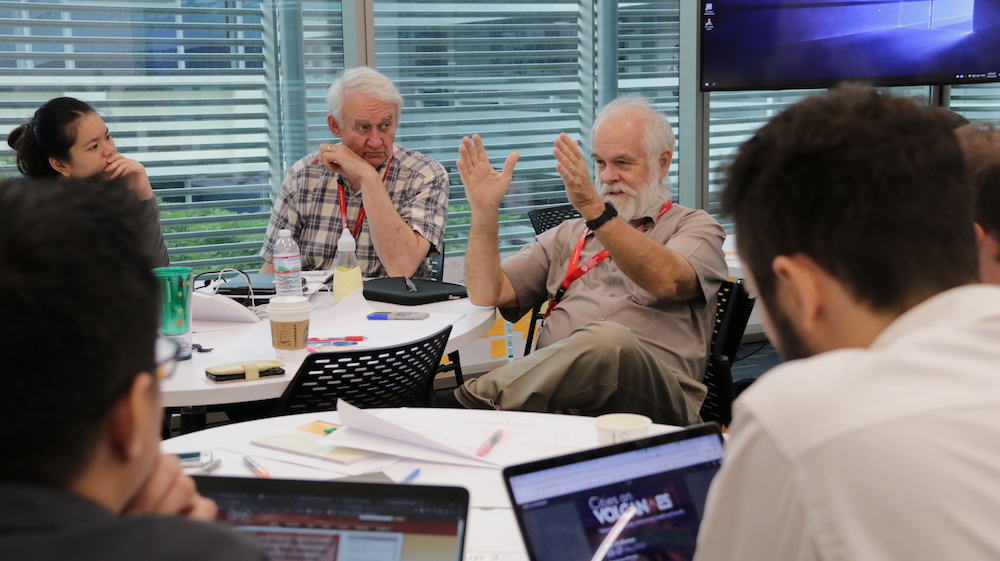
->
xmin=0 ymin=483 xmax=268 ymax=561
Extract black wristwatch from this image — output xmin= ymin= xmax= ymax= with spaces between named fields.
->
xmin=584 ymin=202 xmax=618 ymax=231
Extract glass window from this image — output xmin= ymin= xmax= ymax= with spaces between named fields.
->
xmin=373 ymin=0 xmax=680 ymax=256
xmin=0 ymin=0 xmax=344 ymax=271
xmin=707 ymin=85 xmax=932 ymax=228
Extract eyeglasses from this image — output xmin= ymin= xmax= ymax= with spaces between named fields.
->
xmin=156 ymin=335 xmax=182 ymax=379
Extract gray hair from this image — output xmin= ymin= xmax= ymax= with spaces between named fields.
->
xmin=592 ymin=96 xmax=676 ymax=164
xmin=326 ymin=66 xmax=404 ymax=124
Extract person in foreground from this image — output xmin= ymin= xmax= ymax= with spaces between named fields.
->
xmin=693 ymin=85 xmax=1000 ymax=560
xmin=7 ymin=96 xmax=170 ymax=268
xmin=0 ymin=178 xmax=266 ymax=561
xmin=956 ymin=122 xmax=1000 ymax=284
xmin=448 ymin=97 xmax=727 ymax=425
xmin=260 ymin=66 xmax=448 ymax=279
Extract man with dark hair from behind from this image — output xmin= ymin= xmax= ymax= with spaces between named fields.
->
xmin=956 ymin=122 xmax=1000 ymax=284
xmin=693 ymin=85 xmax=1000 ymax=560
xmin=0 ymin=178 xmax=266 ymax=560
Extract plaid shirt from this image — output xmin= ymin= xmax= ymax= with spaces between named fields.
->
xmin=260 ymin=144 xmax=449 ymax=279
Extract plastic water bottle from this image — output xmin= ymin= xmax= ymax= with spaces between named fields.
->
xmin=273 ymin=229 xmax=303 ymax=297
xmin=334 ymin=228 xmax=363 ymax=303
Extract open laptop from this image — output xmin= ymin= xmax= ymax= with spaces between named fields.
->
xmin=503 ymin=423 xmax=724 ymax=561
xmin=194 ymin=477 xmax=469 ymax=561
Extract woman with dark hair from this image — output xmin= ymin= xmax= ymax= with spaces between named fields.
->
xmin=7 ymin=97 xmax=170 ymax=267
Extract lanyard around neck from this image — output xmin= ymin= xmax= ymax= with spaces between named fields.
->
xmin=337 ymin=156 xmax=392 ymax=239
xmin=544 ymin=200 xmax=672 ymax=318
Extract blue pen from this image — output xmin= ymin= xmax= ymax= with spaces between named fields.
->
xmin=308 ymin=342 xmax=358 ymax=353
xmin=367 ymin=311 xmax=429 ymax=320
xmin=401 ymin=468 xmax=420 ymax=483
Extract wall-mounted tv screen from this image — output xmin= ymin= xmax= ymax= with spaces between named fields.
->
xmin=700 ymin=0 xmax=1000 ymax=91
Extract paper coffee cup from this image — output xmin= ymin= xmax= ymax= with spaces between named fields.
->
xmin=268 ymin=296 xmax=311 ymax=360
xmin=595 ymin=413 xmax=652 ymax=446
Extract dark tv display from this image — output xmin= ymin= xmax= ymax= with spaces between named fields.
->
xmin=700 ymin=0 xmax=1000 ymax=91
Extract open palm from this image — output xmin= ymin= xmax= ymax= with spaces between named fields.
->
xmin=457 ymin=134 xmax=519 ymax=212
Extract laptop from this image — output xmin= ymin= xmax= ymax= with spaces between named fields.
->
xmin=194 ymin=477 xmax=469 ymax=561
xmin=503 ymin=423 xmax=724 ymax=561
xmin=215 ymin=273 xmax=291 ymax=296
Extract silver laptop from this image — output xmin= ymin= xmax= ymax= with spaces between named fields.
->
xmin=195 ymin=477 xmax=469 ymax=561
xmin=503 ymin=423 xmax=724 ymax=561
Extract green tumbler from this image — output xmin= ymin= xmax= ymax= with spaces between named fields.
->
xmin=153 ymin=266 xmax=194 ymax=360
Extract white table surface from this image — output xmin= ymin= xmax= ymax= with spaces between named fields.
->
xmin=161 ymin=409 xmax=681 ymax=561
xmin=161 ymin=294 xmax=496 ymax=408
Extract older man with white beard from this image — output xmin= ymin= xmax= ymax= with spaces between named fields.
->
xmin=441 ymin=97 xmax=727 ymax=425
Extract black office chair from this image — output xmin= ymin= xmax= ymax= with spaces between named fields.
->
xmin=273 ymin=326 xmax=452 ymax=415
xmin=523 ymin=204 xmax=582 ymax=355
xmin=699 ymin=279 xmax=755 ymax=427
xmin=426 ymin=239 xmax=465 ymax=386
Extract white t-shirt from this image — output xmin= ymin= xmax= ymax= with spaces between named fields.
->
xmin=695 ymin=284 xmax=1000 ymax=561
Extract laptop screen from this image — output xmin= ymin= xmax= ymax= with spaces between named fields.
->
xmin=194 ymin=477 xmax=468 ymax=561
xmin=504 ymin=424 xmax=724 ymax=561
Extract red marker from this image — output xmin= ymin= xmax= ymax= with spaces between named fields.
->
xmin=476 ymin=430 xmax=503 ymax=457
xmin=308 ymin=336 xmax=366 ymax=342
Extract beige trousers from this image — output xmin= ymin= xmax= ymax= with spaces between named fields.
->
xmin=455 ymin=321 xmax=707 ymax=426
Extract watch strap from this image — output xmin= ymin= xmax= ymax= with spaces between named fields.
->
xmin=584 ymin=202 xmax=618 ymax=231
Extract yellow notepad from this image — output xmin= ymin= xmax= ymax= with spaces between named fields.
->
xmin=251 ymin=420 xmax=374 ymax=465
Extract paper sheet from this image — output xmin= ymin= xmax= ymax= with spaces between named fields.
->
xmin=218 ymin=439 xmax=400 ymax=477
xmin=323 ymin=400 xmax=601 ymax=467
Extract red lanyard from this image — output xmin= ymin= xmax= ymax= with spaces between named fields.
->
xmin=545 ymin=201 xmax=672 ymax=318
xmin=337 ymin=156 xmax=392 ymax=239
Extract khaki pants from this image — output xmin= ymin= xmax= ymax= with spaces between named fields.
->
xmin=455 ymin=321 xmax=706 ymax=426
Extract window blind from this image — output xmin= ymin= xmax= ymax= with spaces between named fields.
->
xmin=0 ymin=0 xmax=344 ymax=270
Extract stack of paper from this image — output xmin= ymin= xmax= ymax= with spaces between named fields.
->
xmin=321 ymin=400 xmax=599 ymax=468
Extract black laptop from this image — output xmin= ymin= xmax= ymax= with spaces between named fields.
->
xmin=502 ymin=423 xmax=724 ymax=561
xmin=194 ymin=477 xmax=469 ymax=561
xmin=215 ymin=273 xmax=289 ymax=296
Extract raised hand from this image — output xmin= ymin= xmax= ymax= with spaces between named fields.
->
xmin=553 ymin=133 xmax=604 ymax=220
xmin=457 ymin=134 xmax=519 ymax=213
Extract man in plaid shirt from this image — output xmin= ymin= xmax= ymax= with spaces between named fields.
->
xmin=260 ymin=67 xmax=449 ymax=279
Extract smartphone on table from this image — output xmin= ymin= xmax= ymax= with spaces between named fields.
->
xmin=177 ymin=450 xmax=213 ymax=468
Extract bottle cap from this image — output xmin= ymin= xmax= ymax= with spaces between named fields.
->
xmin=337 ymin=228 xmax=356 ymax=251
xmin=279 ymin=228 xmax=292 ymax=238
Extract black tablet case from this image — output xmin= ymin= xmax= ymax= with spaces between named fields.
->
xmin=363 ymin=277 xmax=467 ymax=305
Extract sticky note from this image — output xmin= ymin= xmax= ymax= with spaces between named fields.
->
xmin=490 ymin=338 xmax=507 ymax=358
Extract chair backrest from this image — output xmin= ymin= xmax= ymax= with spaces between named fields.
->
xmin=428 ymin=237 xmax=444 ymax=281
xmin=712 ymin=279 xmax=755 ymax=364
xmin=274 ymin=326 xmax=453 ymax=415
xmin=700 ymin=279 xmax=755 ymax=426
xmin=528 ymin=204 xmax=581 ymax=236
xmin=523 ymin=204 xmax=582 ymax=356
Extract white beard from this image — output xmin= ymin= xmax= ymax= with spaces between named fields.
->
xmin=597 ymin=169 xmax=669 ymax=222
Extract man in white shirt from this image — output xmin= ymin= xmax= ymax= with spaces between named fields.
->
xmin=956 ymin=122 xmax=1000 ymax=284
xmin=694 ymin=85 xmax=1000 ymax=560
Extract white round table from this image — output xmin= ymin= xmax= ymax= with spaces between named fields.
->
xmin=161 ymin=296 xmax=496 ymax=408
xmin=161 ymin=409 xmax=681 ymax=561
